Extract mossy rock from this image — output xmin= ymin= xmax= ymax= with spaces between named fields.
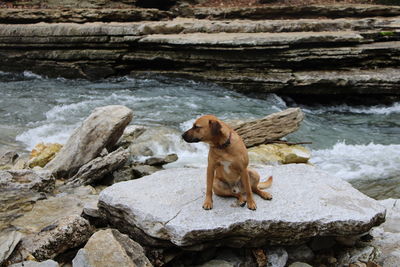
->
xmin=29 ymin=143 xmax=63 ymax=168
xmin=248 ymin=144 xmax=311 ymax=165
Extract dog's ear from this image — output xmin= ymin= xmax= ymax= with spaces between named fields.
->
xmin=209 ymin=120 xmax=222 ymax=136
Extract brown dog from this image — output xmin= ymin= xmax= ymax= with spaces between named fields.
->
xmin=182 ymin=115 xmax=272 ymax=210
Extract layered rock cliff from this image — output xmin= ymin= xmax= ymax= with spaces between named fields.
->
xmin=0 ymin=5 xmax=399 ymax=99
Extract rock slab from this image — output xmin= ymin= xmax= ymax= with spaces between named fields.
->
xmin=9 ymin=260 xmax=59 ymax=267
xmin=370 ymin=198 xmax=400 ymax=266
xmin=0 ymin=170 xmax=55 ymax=231
xmin=232 ymin=108 xmax=304 ymax=148
xmin=0 ymin=169 xmax=55 ymax=193
xmin=98 ymin=164 xmax=385 ymax=248
xmin=9 ymin=215 xmax=94 ymax=262
xmin=69 ymin=147 xmax=130 ymax=185
xmin=46 ymin=105 xmax=133 ymax=178
xmin=0 ymin=230 xmax=21 ymax=265
xmin=11 ymin=186 xmax=98 ymax=234
xmin=72 ymin=229 xmax=152 ymax=267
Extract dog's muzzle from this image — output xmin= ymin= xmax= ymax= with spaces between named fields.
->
xmin=182 ymin=131 xmax=201 ymax=143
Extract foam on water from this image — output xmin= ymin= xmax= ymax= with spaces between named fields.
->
xmin=16 ymin=123 xmax=77 ymax=149
xmin=311 ymin=142 xmax=400 ymax=181
xmin=303 ymin=102 xmax=400 ymax=115
xmin=22 ymin=71 xmax=44 ymax=79
xmin=164 ymin=135 xmax=209 ymax=169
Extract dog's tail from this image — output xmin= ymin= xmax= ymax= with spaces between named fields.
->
xmin=258 ymin=176 xmax=273 ymax=189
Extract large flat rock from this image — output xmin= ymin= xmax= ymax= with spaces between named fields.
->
xmin=139 ymin=31 xmax=365 ymax=47
xmin=98 ymin=164 xmax=385 ymax=248
xmin=0 ymin=17 xmax=399 ymax=95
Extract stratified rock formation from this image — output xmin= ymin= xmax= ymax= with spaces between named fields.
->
xmin=98 ymin=164 xmax=385 ymax=249
xmin=0 ymin=5 xmax=399 ymax=99
xmin=232 ymin=108 xmax=304 ymax=148
xmin=0 ymin=170 xmax=55 ymax=231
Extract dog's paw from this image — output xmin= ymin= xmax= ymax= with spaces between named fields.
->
xmin=202 ymin=200 xmax=213 ymax=210
xmin=260 ymin=191 xmax=273 ymax=200
xmin=247 ymin=199 xmax=257 ymax=210
xmin=239 ymin=200 xmax=246 ymax=207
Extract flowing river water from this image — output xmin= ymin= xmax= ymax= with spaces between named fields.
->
xmin=1 ymin=71 xmax=399 ymax=199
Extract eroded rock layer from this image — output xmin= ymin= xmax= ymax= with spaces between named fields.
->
xmin=0 ymin=5 xmax=399 ymax=98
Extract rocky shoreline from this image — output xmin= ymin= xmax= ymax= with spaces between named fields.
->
xmin=1 ymin=105 xmax=399 ymax=267
xmin=0 ymin=4 xmax=399 ymax=100
xmin=1 ymin=2 xmax=400 ymax=265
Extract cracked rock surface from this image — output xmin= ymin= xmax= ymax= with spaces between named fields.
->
xmin=98 ymin=164 xmax=385 ymax=248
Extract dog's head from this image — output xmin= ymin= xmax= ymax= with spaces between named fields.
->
xmin=182 ymin=115 xmax=222 ymax=144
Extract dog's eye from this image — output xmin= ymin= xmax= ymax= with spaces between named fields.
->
xmin=193 ymin=125 xmax=201 ymax=129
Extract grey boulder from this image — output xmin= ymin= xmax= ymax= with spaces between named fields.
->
xmin=265 ymin=247 xmax=288 ymax=267
xmin=69 ymin=147 xmax=130 ymax=186
xmin=98 ymin=164 xmax=385 ymax=248
xmin=0 ymin=230 xmax=22 ymax=265
xmin=370 ymin=198 xmax=400 ymax=266
xmin=9 ymin=260 xmax=59 ymax=267
xmin=0 ymin=151 xmax=19 ymax=170
xmin=144 ymin=153 xmax=178 ymax=166
xmin=11 ymin=186 xmax=98 ymax=234
xmin=72 ymin=229 xmax=152 ymax=267
xmin=1 ymin=170 xmax=55 ymax=231
xmin=0 ymin=169 xmax=55 ymax=193
xmin=196 ymin=259 xmax=234 ymax=267
xmin=9 ymin=215 xmax=94 ymax=263
xmin=46 ymin=105 xmax=133 ymax=178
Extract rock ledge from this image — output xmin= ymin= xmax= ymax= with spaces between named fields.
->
xmin=98 ymin=164 xmax=385 ymax=249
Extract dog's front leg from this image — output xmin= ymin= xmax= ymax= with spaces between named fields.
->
xmin=203 ymin=163 xmax=215 ymax=210
xmin=241 ymin=169 xmax=257 ymax=210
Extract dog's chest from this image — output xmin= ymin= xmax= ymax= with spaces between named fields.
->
xmin=217 ymin=160 xmax=240 ymax=176
xmin=220 ymin=161 xmax=232 ymax=174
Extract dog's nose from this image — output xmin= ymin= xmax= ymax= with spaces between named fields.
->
xmin=182 ymin=132 xmax=187 ymax=140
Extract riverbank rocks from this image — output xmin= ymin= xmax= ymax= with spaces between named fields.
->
xmin=1 ymin=170 xmax=55 ymax=231
xmin=46 ymin=105 xmax=133 ymax=179
xmin=69 ymin=147 xmax=130 ymax=186
xmin=0 ymin=169 xmax=54 ymax=193
xmin=0 ymin=231 xmax=22 ymax=265
xmin=232 ymin=108 xmax=305 ymax=148
xmin=249 ymin=144 xmax=311 ymax=165
xmin=98 ymin=164 xmax=385 ymax=249
xmin=116 ymin=125 xmax=147 ymax=149
xmin=370 ymin=198 xmax=400 ymax=266
xmin=29 ymin=143 xmax=63 ymax=168
xmin=9 ymin=260 xmax=59 ymax=267
xmin=11 ymin=186 xmax=98 ymax=234
xmin=8 ymin=215 xmax=94 ymax=263
xmin=0 ymin=151 xmax=19 ymax=170
xmin=72 ymin=229 xmax=152 ymax=267
xmin=144 ymin=153 xmax=178 ymax=166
